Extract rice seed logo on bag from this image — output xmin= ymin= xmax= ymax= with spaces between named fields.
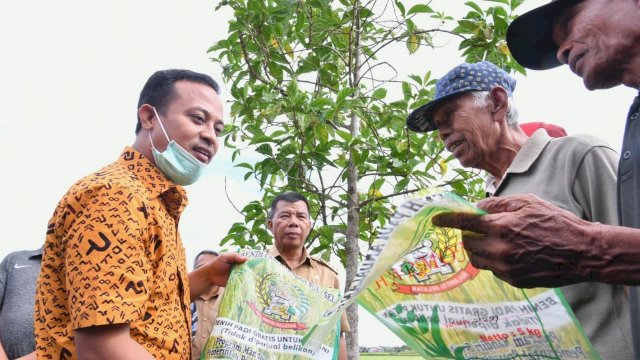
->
xmin=388 ymin=227 xmax=480 ymax=295
xmin=249 ymin=272 xmax=310 ymax=330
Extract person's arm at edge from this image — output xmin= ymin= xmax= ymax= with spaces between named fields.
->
xmin=74 ymin=324 xmax=154 ymax=360
xmin=15 ymin=351 xmax=36 ymax=360
xmin=0 ymin=341 xmax=9 ymax=360
xmin=0 ymin=255 xmax=9 ymax=360
xmin=189 ymin=252 xmax=246 ymax=300
xmin=591 ymin=222 xmax=640 ymax=285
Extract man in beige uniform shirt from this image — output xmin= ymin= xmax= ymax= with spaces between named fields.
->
xmin=266 ymin=192 xmax=349 ymax=360
xmin=191 ymin=250 xmax=225 ymax=360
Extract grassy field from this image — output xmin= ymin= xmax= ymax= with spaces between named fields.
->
xmin=360 ymin=353 xmax=423 ymax=359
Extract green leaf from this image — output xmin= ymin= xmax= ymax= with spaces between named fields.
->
xmin=371 ymin=178 xmax=385 ymax=190
xmin=454 ymin=345 xmax=469 ymax=360
xmin=407 ymin=4 xmax=433 ymax=15
xmin=511 ymin=0 xmax=526 ymax=10
xmin=234 ymin=162 xmax=254 ymax=170
xmin=407 ymin=310 xmax=416 ymax=323
xmin=484 ymin=0 xmax=509 ymax=5
xmin=406 ymin=18 xmax=416 ymax=33
xmin=287 ymin=78 xmax=299 ymax=97
xmin=395 ymin=0 xmax=405 ymax=16
xmin=395 ymin=304 xmax=404 ymax=314
xmin=408 ymin=74 xmax=422 ymax=85
xmin=336 ymin=129 xmax=352 ymax=142
xmin=406 ymin=34 xmax=420 ymax=54
xmin=417 ymin=314 xmax=429 ymax=333
xmin=394 ymin=178 xmax=410 ymax=192
xmin=255 ymin=143 xmax=273 ymax=156
xmin=337 ymin=87 xmax=355 ymax=103
xmin=317 ymin=225 xmax=335 ymax=240
xmin=311 ymin=97 xmax=333 ymax=108
xmin=371 ymin=88 xmax=387 ymax=100
xmin=401 ymin=81 xmax=412 ymax=100
xmin=315 ymin=124 xmax=329 ymax=144
xmin=465 ymin=1 xmax=484 ymax=15
xmin=247 ymin=0 xmax=261 ymax=13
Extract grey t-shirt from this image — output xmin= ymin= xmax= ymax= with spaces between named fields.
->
xmin=489 ymin=130 xmax=634 ymax=359
xmin=0 ymin=248 xmax=42 ymax=359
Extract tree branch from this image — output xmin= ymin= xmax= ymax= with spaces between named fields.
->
xmin=224 ymin=177 xmax=244 ymax=216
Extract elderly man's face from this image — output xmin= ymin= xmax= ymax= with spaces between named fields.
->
xmin=552 ymin=0 xmax=639 ymax=90
xmin=268 ymin=200 xmax=312 ymax=253
xmin=432 ymin=93 xmax=498 ymax=171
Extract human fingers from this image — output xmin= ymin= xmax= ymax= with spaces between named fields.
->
xmin=432 ymin=212 xmax=487 ymax=233
xmin=217 ymin=252 xmax=247 ymax=265
xmin=208 ymin=252 xmax=247 ymax=286
xmin=464 ymin=251 xmax=540 ymax=288
xmin=460 ymin=230 xmax=486 ymax=256
xmin=467 ymin=240 xmax=582 ymax=289
xmin=476 ymin=194 xmax=535 ymax=213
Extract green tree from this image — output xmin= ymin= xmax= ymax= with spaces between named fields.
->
xmin=209 ymin=0 xmax=524 ymax=357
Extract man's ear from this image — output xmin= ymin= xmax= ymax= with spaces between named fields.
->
xmin=138 ymin=104 xmax=156 ymax=131
xmin=489 ymin=86 xmax=509 ymax=120
xmin=267 ymin=218 xmax=274 ymax=233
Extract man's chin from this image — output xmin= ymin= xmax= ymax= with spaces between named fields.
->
xmin=279 ymin=238 xmax=303 ymax=247
xmin=582 ymin=72 xmax=621 ymax=91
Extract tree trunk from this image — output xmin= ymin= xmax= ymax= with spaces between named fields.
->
xmin=345 ymin=2 xmax=361 ymax=359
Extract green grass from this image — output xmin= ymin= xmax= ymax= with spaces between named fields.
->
xmin=360 ymin=353 xmax=423 ymax=359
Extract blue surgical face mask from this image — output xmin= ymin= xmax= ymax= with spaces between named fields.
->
xmin=148 ymin=107 xmax=207 ymax=186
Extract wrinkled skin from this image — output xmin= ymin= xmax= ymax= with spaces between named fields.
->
xmin=432 ymin=194 xmax=612 ymax=288
xmin=552 ymin=0 xmax=640 ymax=90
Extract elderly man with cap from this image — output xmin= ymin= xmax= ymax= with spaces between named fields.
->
xmin=408 ymin=60 xmax=633 ymax=359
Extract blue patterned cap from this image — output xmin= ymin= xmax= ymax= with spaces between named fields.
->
xmin=406 ymin=61 xmax=516 ymax=132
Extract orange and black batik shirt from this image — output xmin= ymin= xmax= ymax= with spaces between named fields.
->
xmin=34 ymin=147 xmax=192 ymax=360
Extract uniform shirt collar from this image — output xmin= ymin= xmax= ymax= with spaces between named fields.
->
xmin=267 ymin=245 xmax=314 ymax=270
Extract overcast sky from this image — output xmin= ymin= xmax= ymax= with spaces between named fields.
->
xmin=0 ymin=0 xmax=635 ymax=348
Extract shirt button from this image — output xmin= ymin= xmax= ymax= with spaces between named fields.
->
xmin=624 ymin=150 xmax=632 ymax=159
xmin=202 ymin=334 xmax=207 ymax=338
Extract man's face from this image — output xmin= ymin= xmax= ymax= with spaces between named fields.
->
xmin=151 ymin=80 xmax=224 ymax=164
xmin=552 ymin=0 xmax=639 ymax=90
xmin=432 ymin=93 xmax=498 ymax=171
xmin=195 ymin=253 xmax=218 ymax=269
xmin=268 ymin=200 xmax=311 ymax=252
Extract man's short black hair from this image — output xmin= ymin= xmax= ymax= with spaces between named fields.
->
xmin=268 ymin=192 xmax=311 ymax=220
xmin=135 ymin=69 xmax=221 ymax=134
xmin=193 ymin=249 xmax=219 ymax=268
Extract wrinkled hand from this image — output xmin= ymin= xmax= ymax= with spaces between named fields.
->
xmin=432 ymin=194 xmax=599 ymax=288
xmin=203 ymin=252 xmax=247 ymax=287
